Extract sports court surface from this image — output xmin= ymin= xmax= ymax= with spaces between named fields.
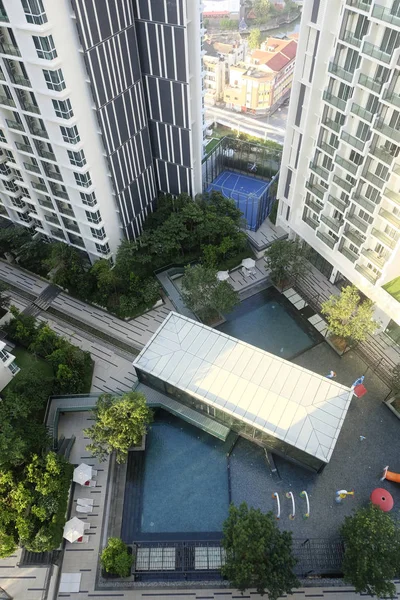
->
xmin=207 ymin=170 xmax=269 ymax=230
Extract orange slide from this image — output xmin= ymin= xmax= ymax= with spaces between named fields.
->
xmin=381 ymin=466 xmax=400 ymax=484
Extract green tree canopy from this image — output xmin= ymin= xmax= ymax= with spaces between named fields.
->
xmin=321 ymin=285 xmax=379 ymax=343
xmin=248 ymin=28 xmax=261 ymax=50
xmin=45 ymin=243 xmax=90 ymax=297
xmin=181 ymin=264 xmax=239 ymax=321
xmin=253 ymin=0 xmax=271 ymax=19
xmin=222 ymin=503 xmax=298 ymax=598
xmin=264 ymin=239 xmax=305 ymax=286
xmin=101 ymin=537 xmax=133 ymax=577
xmin=84 ymin=392 xmax=153 ymax=463
xmin=341 ymin=504 xmax=400 ymax=598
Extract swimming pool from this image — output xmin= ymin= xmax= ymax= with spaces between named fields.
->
xmin=121 ymin=411 xmax=230 ymax=542
xmin=217 ymin=287 xmax=318 ymax=359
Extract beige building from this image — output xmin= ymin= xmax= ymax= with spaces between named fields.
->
xmin=203 ymin=55 xmax=226 ymax=104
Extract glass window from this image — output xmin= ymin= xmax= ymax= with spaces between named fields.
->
xmin=80 ymin=191 xmax=97 ymax=207
xmin=91 ymin=226 xmax=106 ymax=240
xmin=43 ymin=69 xmax=66 ymax=92
xmin=0 ymin=130 xmax=6 ymax=143
xmin=68 ymin=149 xmax=86 ymax=167
xmin=52 ymin=98 xmax=73 ymax=119
xmin=33 ymin=35 xmax=57 ymax=60
xmin=60 ymin=125 xmax=80 ymax=144
xmin=74 ymin=171 xmax=92 ymax=188
xmin=22 ymin=0 xmax=47 ymax=25
xmin=86 ymin=209 xmax=101 ymax=224
xmin=95 ymin=242 xmax=110 ymax=255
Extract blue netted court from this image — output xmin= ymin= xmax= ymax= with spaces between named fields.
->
xmin=207 ymin=170 xmax=271 ymax=230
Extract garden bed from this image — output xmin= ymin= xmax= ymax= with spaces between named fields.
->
xmin=385 ymin=397 xmax=400 ymax=419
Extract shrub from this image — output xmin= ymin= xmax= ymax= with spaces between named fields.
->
xmin=101 ymin=538 xmax=133 ymax=577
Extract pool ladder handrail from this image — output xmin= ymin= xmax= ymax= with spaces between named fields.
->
xmin=286 ymin=491 xmax=295 ymax=520
xmin=272 ymin=492 xmax=280 ymax=519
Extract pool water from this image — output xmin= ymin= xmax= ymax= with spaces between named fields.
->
xmin=122 ymin=411 xmax=230 ymax=541
xmin=217 ymin=288 xmax=316 ymax=359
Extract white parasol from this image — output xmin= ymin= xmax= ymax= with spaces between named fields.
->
xmin=73 ymin=463 xmax=93 ymax=485
xmin=217 ymin=270 xmax=230 ymax=281
xmin=63 ymin=517 xmax=86 ymax=543
xmin=241 ymin=258 xmax=256 ymax=269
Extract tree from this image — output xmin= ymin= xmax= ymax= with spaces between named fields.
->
xmin=341 ymin=504 xmax=400 ymax=599
xmin=101 ymin=537 xmax=133 ymax=577
xmin=321 ymin=285 xmax=379 ymax=344
xmin=4 ymin=306 xmax=37 ymax=347
xmin=0 ymin=226 xmax=31 ymax=257
xmin=264 ymin=239 xmax=305 ymax=287
xmin=253 ymin=0 xmax=271 ymax=19
xmin=248 ymin=28 xmax=261 ymax=50
xmin=45 ymin=243 xmax=90 ymax=297
xmin=17 ymin=237 xmax=52 ymax=275
xmin=0 ymin=282 xmax=9 ymax=313
xmin=84 ymin=392 xmax=153 ymax=463
xmin=222 ymin=503 xmax=298 ymax=598
xmin=181 ymin=264 xmax=239 ymax=321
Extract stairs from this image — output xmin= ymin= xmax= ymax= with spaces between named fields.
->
xmin=22 ymin=284 xmax=61 ymax=317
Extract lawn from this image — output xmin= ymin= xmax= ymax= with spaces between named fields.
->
xmin=7 ymin=346 xmax=53 ymax=387
xmin=383 ymin=276 xmax=400 ymax=302
xmin=205 ymin=137 xmax=220 ymax=154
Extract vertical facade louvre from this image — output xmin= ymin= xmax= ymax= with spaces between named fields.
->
xmin=310 ymin=0 xmax=321 ymax=24
xmin=295 ymin=83 xmax=306 ymax=127
xmin=284 ymin=168 xmax=293 ymax=199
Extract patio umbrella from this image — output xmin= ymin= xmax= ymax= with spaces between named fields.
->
xmin=241 ymin=258 xmax=256 ymax=270
xmin=63 ymin=517 xmax=85 ymax=543
xmin=73 ymin=463 xmax=93 ymax=485
xmin=217 ymin=271 xmax=230 ymax=281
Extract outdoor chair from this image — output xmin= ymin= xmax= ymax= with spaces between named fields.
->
xmin=75 ymin=535 xmax=89 ymax=544
xmin=76 ymin=504 xmax=93 ymax=514
xmin=77 ymin=498 xmax=94 ymax=507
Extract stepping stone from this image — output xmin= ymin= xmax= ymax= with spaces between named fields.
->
xmin=294 ymin=299 xmax=308 ymax=309
xmin=308 ymin=314 xmax=324 ymax=325
xmin=314 ymin=320 xmax=328 ymax=333
xmin=283 ymin=288 xmax=296 ymax=299
xmin=288 ymin=293 xmax=302 ymax=304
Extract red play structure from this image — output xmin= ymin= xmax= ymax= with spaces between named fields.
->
xmin=381 ymin=465 xmax=400 ymax=484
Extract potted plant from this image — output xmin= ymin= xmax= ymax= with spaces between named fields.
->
xmin=101 ymin=537 xmax=133 ymax=578
xmin=385 ymin=364 xmax=400 ymax=419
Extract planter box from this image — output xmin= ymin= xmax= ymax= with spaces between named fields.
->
xmin=129 ymin=434 xmax=146 ymax=452
xmin=385 ymin=397 xmax=400 ymax=420
xmin=325 ymin=335 xmax=351 ymax=356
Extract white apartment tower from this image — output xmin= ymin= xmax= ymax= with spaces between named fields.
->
xmin=277 ymin=0 xmax=400 ymax=327
xmin=0 ymin=0 xmax=204 ymax=262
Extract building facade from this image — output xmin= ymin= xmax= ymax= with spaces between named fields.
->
xmin=0 ymin=0 xmax=204 ymax=260
xmin=0 ymin=340 xmax=19 ymax=392
xmin=277 ymin=0 xmax=400 ymax=327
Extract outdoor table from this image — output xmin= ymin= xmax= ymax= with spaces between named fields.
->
xmin=370 ymin=487 xmax=394 ymax=512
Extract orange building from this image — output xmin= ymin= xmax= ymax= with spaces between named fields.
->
xmin=223 ymin=37 xmax=297 ymax=116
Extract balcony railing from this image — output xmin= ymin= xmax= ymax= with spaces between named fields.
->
xmin=51 ymin=187 xmax=69 ymax=200
xmin=317 ymin=140 xmax=338 ymax=157
xmin=369 ymin=145 xmax=396 ymax=165
xmin=355 ymin=263 xmax=379 ymax=284
xmin=358 ymin=73 xmax=384 ymax=94
xmin=50 ymin=229 xmax=66 ymax=240
xmin=362 ymin=170 xmax=387 ymax=189
xmin=305 ymin=180 xmax=326 ymax=201
xmin=384 ymin=187 xmax=400 ymax=205
xmin=382 ymin=90 xmax=400 ymax=109
xmin=57 ymin=204 xmax=75 ymax=218
xmin=335 ymin=155 xmax=360 ymax=175
xmin=38 ymin=199 xmax=54 ymax=210
xmin=340 ymin=131 xmax=367 ymax=152
xmin=64 ymin=221 xmax=80 ymax=233
xmin=327 ymin=194 xmax=349 ymax=212
xmin=45 ymin=170 xmax=62 ymax=181
xmin=305 ymin=195 xmax=323 ymax=213
xmin=302 ymin=215 xmax=319 ymax=230
xmin=350 ymin=102 xmax=375 ymax=122
xmin=339 ymin=246 xmax=359 ymax=263
xmin=371 ymin=4 xmax=400 ymax=28
xmin=346 ymin=0 xmax=372 ymax=12
xmin=45 ymin=215 xmax=60 ymax=225
xmin=317 ymin=230 xmax=337 ymax=249
xmin=15 ymin=142 xmax=33 ymax=154
xmin=23 ymin=162 xmax=40 ymax=174
xmin=328 ymin=61 xmax=354 ymax=83
xmin=322 ymin=117 xmax=342 ymax=133
xmin=345 ymin=212 xmax=369 ymax=233
xmin=343 ymin=228 xmax=365 ymax=246
xmin=340 ymin=30 xmax=362 ymax=48
xmin=309 ymin=161 xmax=330 ymax=180
xmin=0 ymin=95 xmax=16 ymax=107
xmin=371 ymin=227 xmax=399 ymax=249
xmin=374 ymin=117 xmax=400 ymax=144
xmin=32 ymin=181 xmax=48 ymax=193
xmin=361 ymin=248 xmax=388 ymax=269
xmin=20 ymin=101 xmax=41 ymax=114
xmin=323 ymin=90 xmax=347 ymax=111
xmin=10 ymin=75 xmax=31 ymax=88
xmin=320 ymin=214 xmax=343 ymax=233
xmin=352 ymin=193 xmax=378 ymax=213
xmin=333 ymin=174 xmax=353 ymax=194
xmin=37 ymin=148 xmax=56 ymax=162
xmin=0 ymin=43 xmax=21 ymax=57
xmin=379 ymin=207 xmax=400 ymax=228
xmin=5 ymin=119 xmax=24 ymax=132
xmin=362 ymin=41 xmax=392 ymax=64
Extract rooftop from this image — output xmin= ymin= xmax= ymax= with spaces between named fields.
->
xmin=133 ymin=312 xmax=353 ymax=464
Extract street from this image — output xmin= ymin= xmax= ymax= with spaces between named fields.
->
xmin=205 ymin=104 xmax=289 ymax=145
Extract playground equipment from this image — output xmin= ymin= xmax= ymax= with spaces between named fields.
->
xmin=300 ymin=490 xmax=310 ymax=519
xmin=272 ymin=492 xmax=280 ymax=520
xmin=286 ymin=491 xmax=295 ymax=520
xmin=381 ymin=465 xmax=400 ymax=484
xmin=335 ymin=489 xmax=355 ymax=504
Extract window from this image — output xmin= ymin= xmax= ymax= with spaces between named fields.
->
xmin=0 ymin=130 xmax=6 ymax=143
xmin=349 ymin=150 xmax=363 ymax=166
xmin=365 ymin=184 xmax=379 ymax=202
xmin=74 ymin=171 xmax=92 ymax=188
xmin=80 ymin=191 xmax=97 ymax=207
xmin=43 ymin=69 xmax=66 ymax=92
xmin=91 ymin=226 xmax=106 ymax=240
xmin=68 ymin=149 xmax=86 ymax=167
xmin=375 ymin=163 xmax=389 ymax=180
xmin=5 ymin=150 xmax=15 ymax=163
xmin=86 ymin=210 xmax=102 ymax=224
xmin=60 ymin=125 xmax=80 ymax=144
xmin=95 ymin=242 xmax=110 ymax=255
xmin=22 ymin=0 xmax=47 ymax=25
xmin=358 ymin=209 xmax=373 ymax=224
xmin=33 ymin=35 xmax=57 ymax=60
xmin=52 ymin=98 xmax=73 ymax=119
xmin=4 ymin=180 xmax=18 ymax=192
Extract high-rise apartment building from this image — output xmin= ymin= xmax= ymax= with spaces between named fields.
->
xmin=277 ymin=0 xmax=400 ymax=327
xmin=0 ymin=0 xmax=204 ymax=261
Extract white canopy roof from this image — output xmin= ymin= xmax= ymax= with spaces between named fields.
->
xmin=133 ymin=313 xmax=353 ymax=464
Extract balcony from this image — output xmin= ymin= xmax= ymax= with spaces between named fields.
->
xmin=32 ymin=181 xmax=48 ymax=193
xmin=316 ymin=230 xmax=337 ymax=249
xmin=64 ymin=221 xmax=80 ymax=233
xmin=302 ymin=215 xmax=319 ymax=230
xmin=57 ymin=204 xmax=74 ymax=217
xmin=37 ymin=147 xmax=56 ymax=162
xmin=362 ymin=41 xmax=392 ymax=64
xmin=328 ymin=61 xmax=354 ymax=83
xmin=346 ymin=0 xmax=372 ymax=12
xmin=362 ymin=170 xmax=387 ymax=189
xmin=358 ymin=73 xmax=384 ymax=94
xmin=0 ymin=43 xmax=21 ymax=57
xmin=371 ymin=4 xmax=400 ymax=28
xmin=320 ymin=214 xmax=343 ymax=233
xmin=352 ymin=193 xmax=378 ymax=213
xmin=23 ymin=162 xmax=40 ymax=174
xmin=309 ymin=161 xmax=330 ymax=181
xmin=29 ymin=126 xmax=48 ymax=139
xmin=343 ymin=228 xmax=365 ymax=246
xmin=339 ymin=246 xmax=359 ymax=263
xmin=371 ymin=227 xmax=399 ymax=249
xmin=323 ymin=90 xmax=347 ymax=111
xmin=0 ymin=95 xmax=15 ymax=108
xmin=369 ymin=145 xmax=396 ymax=165
xmin=45 ymin=215 xmax=60 ymax=225
xmin=51 ymin=187 xmax=69 ymax=200
xmin=382 ymin=90 xmax=400 ymax=109
xmin=355 ymin=263 xmax=379 ymax=284
xmin=317 ymin=140 xmax=337 ymax=157
xmin=5 ymin=119 xmax=24 ymax=132
xmin=374 ymin=118 xmax=400 ymax=144
xmin=38 ymin=198 xmax=53 ymax=210
xmin=327 ymin=194 xmax=349 ymax=212
xmin=384 ymin=187 xmax=400 ymax=205
xmin=379 ymin=207 xmax=400 ymax=228
xmin=305 ymin=180 xmax=326 ymax=201
xmin=340 ymin=131 xmax=367 ymax=152
xmin=305 ymin=195 xmax=323 ymax=213
xmin=322 ymin=117 xmax=342 ymax=133
xmin=15 ymin=142 xmax=33 ymax=154
xmin=361 ymin=248 xmax=388 ymax=269
xmin=333 ymin=174 xmax=353 ymax=193
xmin=20 ymin=101 xmax=40 ymax=114
xmin=335 ymin=154 xmax=360 ymax=175
xmin=350 ymin=102 xmax=375 ymax=122
xmin=340 ymin=30 xmax=362 ymax=48
xmin=50 ymin=229 xmax=66 ymax=241
xmin=345 ymin=212 xmax=369 ymax=233
xmin=45 ymin=169 xmax=62 ymax=181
